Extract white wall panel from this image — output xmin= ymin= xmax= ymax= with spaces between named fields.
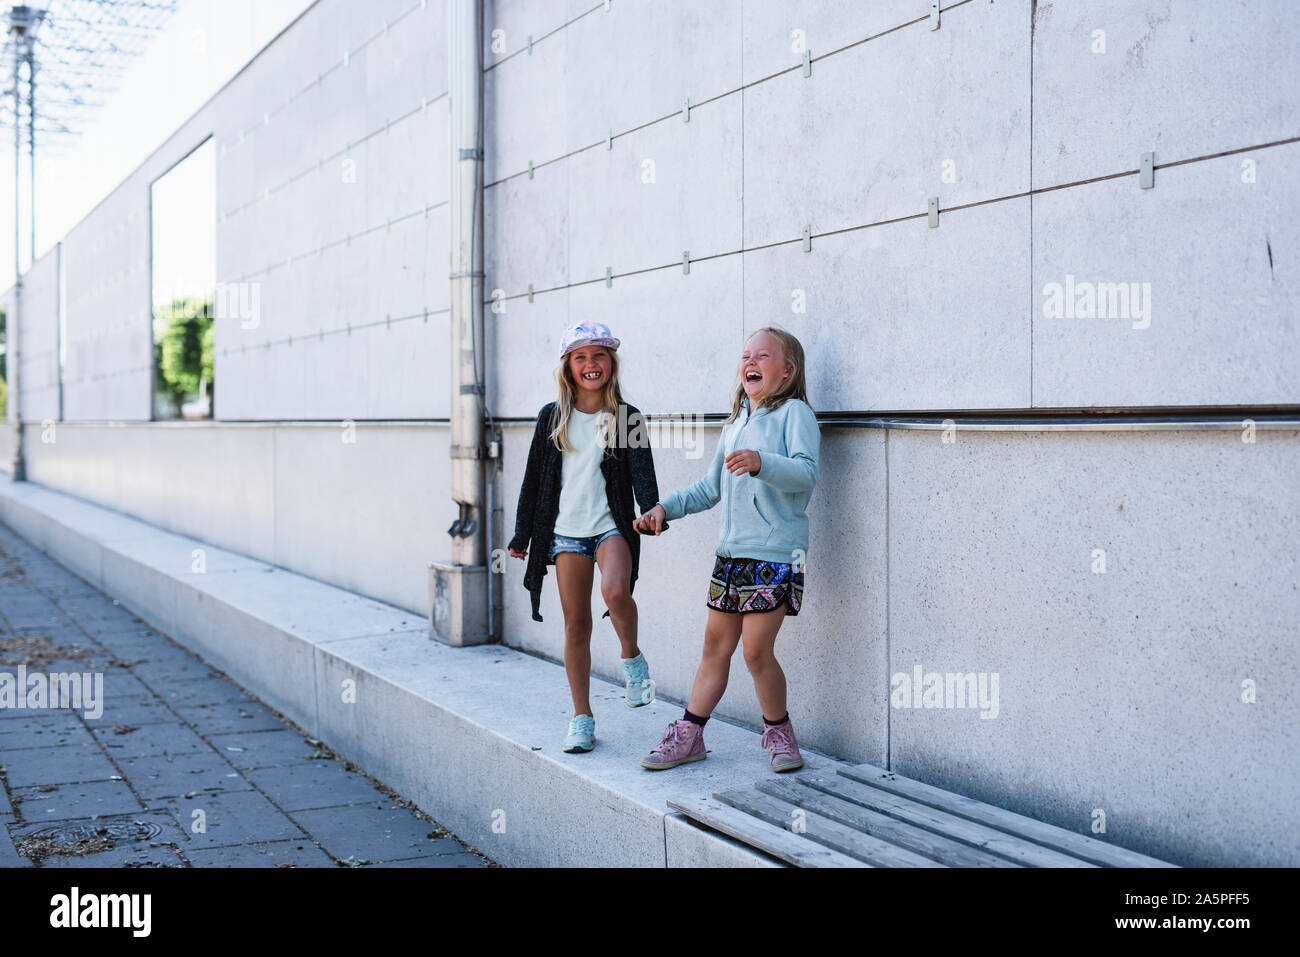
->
xmin=18 ymin=421 xmax=455 ymax=617
xmin=1032 ymin=0 xmax=1300 ymax=188
xmin=740 ymin=0 xmax=918 ymax=86
xmin=560 ymin=0 xmax=741 ymax=154
xmin=485 ymin=0 xmax=571 ymax=70
xmin=743 ymin=197 xmax=1032 ymax=412
xmin=887 ymin=427 xmax=1300 ymax=866
xmin=61 ymin=190 xmax=152 ymax=421
xmin=271 ymin=422 xmax=457 ymax=612
xmin=566 ymin=97 xmax=744 ymax=284
xmin=569 ymin=255 xmax=745 ymax=415
xmin=18 ymin=248 xmax=61 ymax=423
xmin=486 ymin=286 xmax=572 ymax=420
xmin=742 ymin=0 xmax=1030 ymax=248
xmin=483 ymin=11 xmax=569 ymax=183
xmin=485 ymin=157 xmax=571 ymax=296
xmin=213 ymin=0 xmax=450 ymax=420
xmin=1033 ymin=143 xmax=1299 ymax=408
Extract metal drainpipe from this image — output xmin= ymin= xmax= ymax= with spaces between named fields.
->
xmin=9 ymin=46 xmax=25 ymax=482
xmin=430 ymin=0 xmax=490 ymax=645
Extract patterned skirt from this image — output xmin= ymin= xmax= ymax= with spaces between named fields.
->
xmin=706 ymin=555 xmax=803 ymax=616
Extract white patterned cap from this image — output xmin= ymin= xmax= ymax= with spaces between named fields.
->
xmin=559 ymin=320 xmax=621 ymax=359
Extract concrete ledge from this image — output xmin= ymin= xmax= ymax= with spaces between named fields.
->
xmin=0 ymin=476 xmax=846 ymax=866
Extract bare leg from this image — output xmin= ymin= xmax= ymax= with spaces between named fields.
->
xmin=594 ymin=534 xmax=639 ymax=659
xmin=555 ymin=552 xmax=595 ymax=716
xmin=741 ymin=607 xmax=789 ymax=720
xmin=686 ymin=609 xmax=743 ymax=717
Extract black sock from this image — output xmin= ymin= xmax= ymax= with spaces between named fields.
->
xmin=762 ymin=712 xmax=790 ymax=727
xmin=683 ymin=709 xmax=709 ymax=728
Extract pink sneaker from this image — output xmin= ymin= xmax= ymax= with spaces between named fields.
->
xmin=641 ymin=719 xmax=707 ymax=770
xmin=760 ymin=720 xmax=804 ymax=772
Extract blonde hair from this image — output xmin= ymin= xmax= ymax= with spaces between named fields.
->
xmin=724 ymin=326 xmax=811 ymax=423
xmin=550 ymin=345 xmax=626 ymax=453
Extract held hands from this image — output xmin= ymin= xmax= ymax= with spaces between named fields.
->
xmin=634 ymin=504 xmax=667 ymax=536
xmin=725 ymin=448 xmax=762 ymax=477
xmin=634 ymin=451 xmax=760 ymax=537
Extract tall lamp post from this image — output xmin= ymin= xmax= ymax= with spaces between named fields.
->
xmin=5 ymin=3 xmax=44 ymax=481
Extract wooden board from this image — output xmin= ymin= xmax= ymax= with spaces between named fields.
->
xmin=666 ymin=795 xmax=867 ymax=868
xmin=756 ymin=777 xmax=1024 ymax=868
xmin=713 ymin=787 xmax=946 ymax=868
xmin=799 ymin=774 xmax=1093 ymax=868
xmin=839 ymin=764 xmax=1177 ymax=868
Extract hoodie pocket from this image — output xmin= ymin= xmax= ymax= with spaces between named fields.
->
xmin=751 ymin=495 xmax=776 ymax=546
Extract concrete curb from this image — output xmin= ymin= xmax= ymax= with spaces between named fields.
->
xmin=0 ymin=476 xmax=851 ymax=866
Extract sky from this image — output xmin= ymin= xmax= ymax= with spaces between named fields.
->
xmin=0 ymin=0 xmax=315 ymax=291
xmin=151 ymin=136 xmax=215 ymax=312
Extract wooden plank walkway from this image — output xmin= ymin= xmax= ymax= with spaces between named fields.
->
xmin=668 ymin=762 xmax=1179 ymax=868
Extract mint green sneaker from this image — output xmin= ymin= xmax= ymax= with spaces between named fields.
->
xmin=563 ymin=714 xmax=595 ymax=753
xmin=621 ymin=652 xmax=655 ymax=707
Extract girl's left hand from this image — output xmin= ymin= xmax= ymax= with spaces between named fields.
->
xmin=725 ymin=449 xmax=762 ymax=476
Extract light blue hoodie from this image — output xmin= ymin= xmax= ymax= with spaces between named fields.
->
xmin=658 ymin=396 xmax=820 ymax=564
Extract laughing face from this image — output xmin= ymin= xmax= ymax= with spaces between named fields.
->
xmin=567 ymin=345 xmax=613 ymax=395
xmin=740 ymin=331 xmax=791 ymax=403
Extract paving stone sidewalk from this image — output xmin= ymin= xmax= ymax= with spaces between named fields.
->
xmin=0 ymin=524 xmax=495 ymax=869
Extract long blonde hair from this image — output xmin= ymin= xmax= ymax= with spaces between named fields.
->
xmin=724 ymin=326 xmax=811 ymax=423
xmin=549 ymin=346 xmax=626 ymax=452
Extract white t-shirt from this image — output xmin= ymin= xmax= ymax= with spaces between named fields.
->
xmin=553 ymin=408 xmax=618 ymax=538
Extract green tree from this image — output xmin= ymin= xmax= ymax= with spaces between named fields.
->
xmin=153 ymin=297 xmax=213 ymax=418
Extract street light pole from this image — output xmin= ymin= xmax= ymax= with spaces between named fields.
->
xmin=5 ymin=3 xmax=45 ymax=481
xmin=9 ymin=17 xmax=24 ymax=480
xmin=26 ymin=35 xmax=33 ymax=264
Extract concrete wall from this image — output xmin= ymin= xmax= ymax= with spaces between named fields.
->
xmin=484 ymin=0 xmax=1299 ymax=416
xmin=0 ymin=0 xmax=1297 ymax=865
xmin=16 ymin=0 xmax=1299 ymax=418
xmin=480 ymin=0 xmax=1300 ymax=864
xmin=61 ymin=153 xmax=154 ymax=420
xmin=5 ymin=0 xmax=447 ymax=424
xmin=8 ymin=421 xmax=457 ymax=616
xmin=15 ymin=246 xmax=60 ymax=424
xmin=8 ymin=1 xmax=1300 ymax=418
xmin=214 ymin=0 xmax=452 ymax=420
xmin=499 ymin=419 xmax=1300 ymax=867
xmin=884 ymin=426 xmax=1300 ymax=867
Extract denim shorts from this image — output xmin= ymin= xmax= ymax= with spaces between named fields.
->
xmin=706 ymin=555 xmax=803 ymax=616
xmin=550 ymin=528 xmax=623 ymax=561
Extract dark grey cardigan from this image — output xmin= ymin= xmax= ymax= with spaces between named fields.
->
xmin=508 ymin=401 xmax=667 ymax=622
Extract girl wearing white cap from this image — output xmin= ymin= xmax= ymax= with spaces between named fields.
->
xmin=509 ymin=321 xmax=666 ymax=753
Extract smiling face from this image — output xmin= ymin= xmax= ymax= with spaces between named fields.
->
xmin=740 ymin=331 xmax=792 ymax=403
xmin=567 ymin=345 xmax=613 ymax=395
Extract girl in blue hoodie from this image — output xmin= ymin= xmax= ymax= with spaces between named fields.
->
xmin=634 ymin=326 xmax=820 ymax=773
